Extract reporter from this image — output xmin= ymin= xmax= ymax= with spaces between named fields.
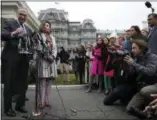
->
xmin=125 ymin=40 xmax=157 ymax=117
xmin=76 ymin=45 xmax=86 ymax=84
xmin=58 ymin=47 xmax=70 ymax=82
xmin=86 ymin=38 xmax=105 ymax=92
xmin=130 ymin=26 xmax=147 ymax=41
xmin=104 ymin=40 xmax=157 ymax=106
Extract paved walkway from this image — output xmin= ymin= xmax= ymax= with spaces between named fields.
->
xmin=2 ymin=86 xmax=138 ymax=120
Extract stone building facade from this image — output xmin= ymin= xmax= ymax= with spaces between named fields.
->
xmin=1 ymin=1 xmax=40 ymax=31
xmin=142 ymin=21 xmax=148 ymax=29
xmin=1 ymin=1 xmax=40 ymax=68
xmin=1 ymin=1 xmax=40 ymax=49
xmin=38 ymin=8 xmax=97 ymax=49
xmin=96 ymin=29 xmax=125 ymax=38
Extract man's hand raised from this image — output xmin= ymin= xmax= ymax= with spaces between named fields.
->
xmin=11 ymin=28 xmax=24 ymax=37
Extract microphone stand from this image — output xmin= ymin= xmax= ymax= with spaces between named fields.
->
xmin=22 ymin=59 xmax=68 ymax=120
xmin=22 ymin=33 xmax=69 ymax=119
xmin=32 ymin=70 xmax=41 ymax=117
xmin=151 ymin=8 xmax=155 ymax=13
xmin=21 ymin=59 xmax=41 ymax=120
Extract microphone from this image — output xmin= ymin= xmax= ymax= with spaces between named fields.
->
xmin=145 ymin=1 xmax=155 ymax=13
xmin=145 ymin=1 xmax=152 ymax=8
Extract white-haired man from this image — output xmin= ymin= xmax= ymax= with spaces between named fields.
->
xmin=2 ymin=8 xmax=33 ymax=117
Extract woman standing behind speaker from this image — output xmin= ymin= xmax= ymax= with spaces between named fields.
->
xmin=35 ymin=21 xmax=57 ymax=109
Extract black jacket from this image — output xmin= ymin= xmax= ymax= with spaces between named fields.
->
xmin=58 ymin=50 xmax=70 ymax=63
xmin=128 ymin=51 xmax=157 ymax=85
xmin=1 ymin=19 xmax=32 ymax=61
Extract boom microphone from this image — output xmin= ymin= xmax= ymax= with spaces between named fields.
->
xmin=145 ymin=1 xmax=152 ymax=8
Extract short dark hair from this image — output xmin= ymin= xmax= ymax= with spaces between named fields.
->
xmin=148 ymin=13 xmax=157 ymax=19
xmin=132 ymin=40 xmax=148 ymax=51
xmin=39 ymin=20 xmax=51 ymax=33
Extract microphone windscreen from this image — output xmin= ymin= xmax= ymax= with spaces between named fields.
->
xmin=145 ymin=1 xmax=152 ymax=8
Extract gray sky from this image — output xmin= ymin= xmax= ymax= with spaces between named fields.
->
xmin=27 ymin=1 xmax=157 ymax=30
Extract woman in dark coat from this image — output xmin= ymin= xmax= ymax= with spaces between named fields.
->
xmin=75 ymin=45 xmax=86 ymax=84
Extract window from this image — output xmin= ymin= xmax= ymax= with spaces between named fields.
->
xmin=54 ymin=13 xmax=59 ymax=20
xmin=59 ymin=13 xmax=66 ymax=21
xmin=73 ymin=27 xmax=76 ymax=30
xmin=38 ymin=13 xmax=45 ymax=20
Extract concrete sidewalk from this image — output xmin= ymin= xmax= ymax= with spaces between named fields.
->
xmin=1 ymin=88 xmax=138 ymax=120
xmin=1 ymin=84 xmax=88 ymax=89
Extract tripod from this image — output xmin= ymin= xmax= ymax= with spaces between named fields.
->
xmin=22 ymin=62 xmax=69 ymax=120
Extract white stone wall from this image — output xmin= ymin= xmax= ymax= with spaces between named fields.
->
xmin=1 ymin=1 xmax=40 ymax=31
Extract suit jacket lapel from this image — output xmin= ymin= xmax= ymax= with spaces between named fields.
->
xmin=148 ymin=26 xmax=157 ymax=40
xmin=11 ymin=19 xmax=20 ymax=30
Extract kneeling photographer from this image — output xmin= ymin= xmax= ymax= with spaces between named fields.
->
xmin=124 ymin=40 xmax=157 ymax=119
xmin=104 ymin=40 xmax=157 ymax=107
xmin=143 ymin=93 xmax=157 ymax=119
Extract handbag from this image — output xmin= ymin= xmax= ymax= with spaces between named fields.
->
xmin=104 ymin=55 xmax=114 ymax=77
xmin=104 ymin=70 xmax=114 ymax=77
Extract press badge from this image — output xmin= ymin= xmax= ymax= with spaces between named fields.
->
xmin=121 ymin=70 xmax=124 ymax=76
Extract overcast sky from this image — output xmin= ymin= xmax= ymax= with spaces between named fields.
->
xmin=26 ymin=1 xmax=157 ymax=30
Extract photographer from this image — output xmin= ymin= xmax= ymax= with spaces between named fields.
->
xmin=1 ymin=8 xmax=32 ymax=117
xmin=143 ymin=93 xmax=157 ymax=119
xmin=125 ymin=40 xmax=157 ymax=118
xmin=104 ymin=40 xmax=157 ymax=106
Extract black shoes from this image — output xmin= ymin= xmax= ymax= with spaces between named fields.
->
xmin=15 ymin=106 xmax=28 ymax=113
xmin=25 ymin=97 xmax=29 ymax=101
xmin=5 ymin=109 xmax=16 ymax=117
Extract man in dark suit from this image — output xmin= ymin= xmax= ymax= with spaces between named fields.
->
xmin=1 ymin=8 xmax=32 ymax=117
xmin=147 ymin=13 xmax=157 ymax=55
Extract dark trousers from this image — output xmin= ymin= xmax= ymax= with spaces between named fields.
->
xmin=78 ymin=71 xmax=84 ymax=84
xmin=78 ymin=61 xmax=85 ymax=84
xmin=2 ymin=54 xmax=29 ymax=112
xmin=103 ymin=84 xmax=137 ymax=106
